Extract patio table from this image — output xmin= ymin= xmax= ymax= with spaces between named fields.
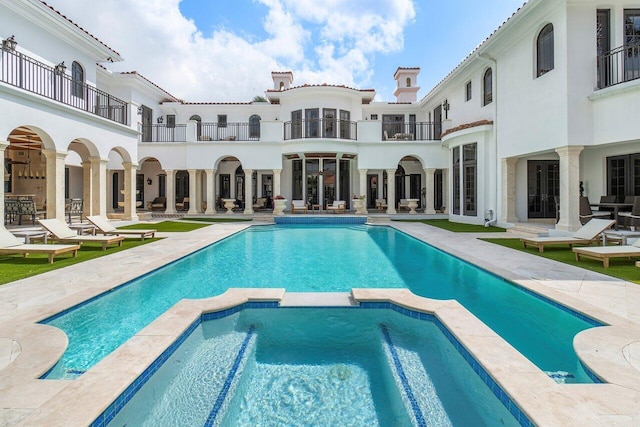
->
xmin=11 ymin=229 xmax=48 ymax=244
xmin=590 ymin=202 xmax=633 ymax=230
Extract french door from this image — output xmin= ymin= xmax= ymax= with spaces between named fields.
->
xmin=527 ymin=161 xmax=559 ymax=219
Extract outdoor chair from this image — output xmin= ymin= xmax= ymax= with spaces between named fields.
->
xmin=66 ymin=198 xmax=84 ymax=224
xmin=176 ymin=197 xmax=189 ymax=211
xmin=397 ymin=199 xmax=410 ymax=211
xmin=376 ymin=199 xmax=388 ymax=211
xmin=573 ymin=237 xmax=640 ymax=268
xmin=0 ymin=226 xmax=79 ymax=264
xmin=16 ymin=199 xmax=46 ymax=225
xmin=291 ymin=200 xmax=308 ymax=214
xmin=520 ymin=218 xmax=615 ymax=253
xmin=4 ymin=200 xmax=20 ymax=225
xmin=252 ymin=197 xmax=266 ymax=210
xmin=619 ymin=197 xmax=640 ymax=229
xmin=39 ymin=218 xmax=125 ymax=251
xmin=579 ymin=196 xmax=611 ymax=225
xmin=326 ymin=200 xmax=346 ymax=214
xmin=87 ymin=216 xmax=156 ymax=241
xmin=150 ymin=197 xmax=166 ymax=211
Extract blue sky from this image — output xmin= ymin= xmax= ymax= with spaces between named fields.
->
xmin=46 ymin=0 xmax=526 ymax=102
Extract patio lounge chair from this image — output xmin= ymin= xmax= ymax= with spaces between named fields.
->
xmin=38 ymin=218 xmax=125 ymax=251
xmin=0 ymin=226 xmax=79 ymax=263
xmin=376 ymin=199 xmax=388 ymax=211
xmin=397 ymin=199 xmax=410 ymax=211
xmin=520 ymin=218 xmax=615 ymax=253
xmin=291 ymin=200 xmax=308 ymax=214
xmin=326 ymin=200 xmax=346 ymax=214
xmin=573 ymin=238 xmax=640 ymax=268
xmin=86 ymin=216 xmax=156 ymax=241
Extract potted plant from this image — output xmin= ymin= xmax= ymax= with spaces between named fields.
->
xmin=352 ymin=194 xmax=367 ymax=214
xmin=273 ymin=195 xmax=287 ymax=216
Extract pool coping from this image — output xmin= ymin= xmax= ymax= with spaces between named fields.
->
xmin=1 ymin=221 xmax=640 ymax=425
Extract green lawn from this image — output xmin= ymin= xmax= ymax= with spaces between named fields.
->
xmin=0 ymin=238 xmax=162 ymax=285
xmin=397 ymin=219 xmax=506 ymax=233
xmin=118 ymin=220 xmax=210 ymax=232
xmin=482 ymin=237 xmax=640 ymax=284
xmin=181 ymin=217 xmax=252 ymax=223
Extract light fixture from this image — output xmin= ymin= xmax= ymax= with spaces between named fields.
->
xmin=157 ymin=116 xmax=164 ymax=124
xmin=137 ymin=105 xmax=143 ymax=115
xmin=442 ymin=99 xmax=450 ymax=112
xmin=54 ymin=61 xmax=66 ymax=76
xmin=147 ymin=177 xmax=152 ymax=186
xmin=2 ymin=35 xmax=17 ymax=51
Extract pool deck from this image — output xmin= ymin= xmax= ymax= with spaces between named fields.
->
xmin=0 ymin=219 xmax=640 ymax=425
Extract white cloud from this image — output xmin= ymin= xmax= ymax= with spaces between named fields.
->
xmin=44 ymin=0 xmax=415 ymax=101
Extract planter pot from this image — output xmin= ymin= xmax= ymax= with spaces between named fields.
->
xmin=274 ymin=199 xmax=287 ymax=216
xmin=353 ymin=198 xmax=368 ymax=215
xmin=407 ymin=198 xmax=419 ymax=214
xmin=222 ymin=199 xmax=236 ymax=214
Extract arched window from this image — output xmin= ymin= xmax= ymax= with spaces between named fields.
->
xmin=279 ymin=81 xmax=284 ymax=90
xmin=249 ymin=115 xmax=261 ymax=139
xmin=406 ymin=77 xmax=411 ymax=87
xmin=536 ymin=23 xmax=554 ymax=77
xmin=483 ymin=68 xmax=493 ymax=106
xmin=71 ymin=61 xmax=84 ymax=99
xmin=190 ymin=115 xmax=202 ymax=140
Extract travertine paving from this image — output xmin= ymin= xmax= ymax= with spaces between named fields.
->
xmin=0 ymin=220 xmax=638 ymax=426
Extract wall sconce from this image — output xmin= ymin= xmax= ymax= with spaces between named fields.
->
xmin=157 ymin=116 xmax=164 ymax=124
xmin=54 ymin=61 xmax=66 ymax=76
xmin=137 ymin=105 xmax=143 ymax=115
xmin=442 ymin=99 xmax=450 ymax=112
xmin=2 ymin=35 xmax=17 ymax=51
xmin=147 ymin=177 xmax=152 ymax=186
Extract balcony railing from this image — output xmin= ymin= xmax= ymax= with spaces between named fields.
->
xmin=597 ymin=44 xmax=640 ymax=89
xmin=198 ymin=122 xmax=259 ymax=141
xmin=382 ymin=121 xmax=440 ymax=141
xmin=140 ymin=124 xmax=186 ymax=142
xmin=284 ymin=119 xmax=357 ymax=140
xmin=1 ymin=48 xmax=129 ymax=125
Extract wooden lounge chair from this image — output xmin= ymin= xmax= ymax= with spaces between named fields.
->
xmin=38 ymin=218 xmax=125 ymax=251
xmin=326 ymin=200 xmax=346 ymax=214
xmin=86 ymin=216 xmax=156 ymax=241
xmin=291 ymin=200 xmax=308 ymax=214
xmin=573 ymin=238 xmax=640 ymax=267
xmin=375 ymin=198 xmax=388 ymax=211
xmin=0 ymin=227 xmax=79 ymax=263
xmin=520 ymin=218 xmax=615 ymax=253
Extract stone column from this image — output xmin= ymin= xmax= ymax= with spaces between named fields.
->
xmin=82 ymin=160 xmax=92 ymax=218
xmin=90 ymin=156 xmax=108 ymax=217
xmin=122 ymin=162 xmax=139 ymax=221
xmin=188 ymin=169 xmax=198 ymax=215
xmin=205 ymin=169 xmax=216 ymax=214
xmin=244 ymin=169 xmax=254 ymax=215
xmin=442 ymin=168 xmax=450 ymax=214
xmin=273 ymin=169 xmax=282 ymax=198
xmin=385 ymin=168 xmax=397 ymax=215
xmin=358 ymin=169 xmax=368 ymax=214
xmin=0 ymin=141 xmax=8 ymax=222
xmin=502 ymin=157 xmax=518 ymax=224
xmin=424 ymin=168 xmax=436 ymax=214
xmin=42 ymin=149 xmax=67 ymax=220
xmin=556 ymin=146 xmax=584 ymax=231
xmin=195 ymin=170 xmax=203 ymax=213
xmin=165 ymin=169 xmax=176 ymax=214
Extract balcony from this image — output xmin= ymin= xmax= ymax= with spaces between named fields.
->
xmin=141 ymin=124 xmax=186 ymax=142
xmin=382 ymin=121 xmax=441 ymax=141
xmin=284 ymin=119 xmax=357 ymax=140
xmin=1 ymin=48 xmax=129 ymax=125
xmin=597 ymin=44 xmax=640 ymax=89
xmin=199 ymin=122 xmax=260 ymax=141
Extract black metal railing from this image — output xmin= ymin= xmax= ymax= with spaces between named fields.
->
xmin=597 ymin=44 xmax=640 ymax=89
xmin=283 ymin=119 xmax=357 ymax=140
xmin=382 ymin=121 xmax=440 ymax=141
xmin=198 ymin=122 xmax=259 ymax=141
xmin=140 ymin=124 xmax=186 ymax=142
xmin=0 ymin=48 xmax=129 ymax=125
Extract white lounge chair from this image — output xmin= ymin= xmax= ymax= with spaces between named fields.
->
xmin=375 ymin=199 xmax=388 ymax=211
xmin=291 ymin=200 xmax=308 ymax=214
xmin=39 ymin=218 xmax=125 ymax=251
xmin=397 ymin=199 xmax=410 ymax=211
xmin=520 ymin=218 xmax=615 ymax=253
xmin=573 ymin=238 xmax=640 ymax=267
xmin=0 ymin=226 xmax=79 ymax=263
xmin=87 ymin=216 xmax=156 ymax=241
xmin=326 ymin=200 xmax=346 ymax=214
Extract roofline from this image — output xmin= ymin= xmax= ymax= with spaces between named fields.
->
xmin=115 ymin=71 xmax=181 ymax=101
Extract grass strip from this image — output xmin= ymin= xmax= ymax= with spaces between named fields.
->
xmin=181 ymin=217 xmax=252 ymax=223
xmin=397 ymin=219 xmax=506 ymax=233
xmin=0 ymin=238 xmax=162 ymax=285
xmin=117 ymin=221 xmax=209 ymax=232
xmin=481 ymin=237 xmax=640 ymax=284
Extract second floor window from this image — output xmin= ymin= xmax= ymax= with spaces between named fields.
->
xmin=483 ymin=68 xmax=493 ymax=106
xmin=71 ymin=61 xmax=84 ymax=99
xmin=218 ymin=114 xmax=227 ymax=128
xmin=249 ymin=115 xmax=261 ymax=139
xmin=465 ymin=81 xmax=472 ymax=101
xmin=537 ymin=23 xmax=554 ymax=77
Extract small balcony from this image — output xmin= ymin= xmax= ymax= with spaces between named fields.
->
xmin=141 ymin=124 xmax=186 ymax=142
xmin=0 ymin=47 xmax=129 ymax=125
xmin=382 ymin=121 xmax=441 ymax=141
xmin=284 ymin=119 xmax=358 ymax=140
xmin=597 ymin=44 xmax=640 ymax=89
xmin=198 ymin=122 xmax=260 ymax=141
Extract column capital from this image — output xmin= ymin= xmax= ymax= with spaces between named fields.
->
xmin=423 ymin=167 xmax=436 ymax=173
xmin=89 ymin=156 xmax=109 ymax=164
xmin=555 ymin=145 xmax=584 ymax=157
xmin=358 ymin=168 xmax=368 ymax=173
xmin=122 ymin=161 xmax=139 ymax=169
xmin=41 ymin=149 xmax=68 ymax=160
xmin=244 ymin=168 xmax=254 ymax=174
xmin=165 ymin=169 xmax=175 ymax=175
xmin=204 ymin=168 xmax=216 ymax=174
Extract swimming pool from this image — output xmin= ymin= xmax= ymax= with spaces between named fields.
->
xmin=42 ymin=224 xmax=600 ymax=383
xmin=105 ymin=307 xmax=524 ymax=427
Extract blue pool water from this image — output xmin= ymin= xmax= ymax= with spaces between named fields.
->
xmin=107 ymin=308 xmax=522 ymax=427
xmin=43 ymin=224 xmax=598 ymax=383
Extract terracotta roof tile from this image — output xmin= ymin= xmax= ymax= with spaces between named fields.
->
xmin=441 ymin=120 xmax=493 ymax=138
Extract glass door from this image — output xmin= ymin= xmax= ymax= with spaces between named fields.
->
xmin=367 ymin=174 xmax=378 ymax=209
xmin=322 ymin=159 xmax=336 ymax=207
xmin=527 ymin=160 xmax=559 ymax=219
xmin=306 ymin=159 xmax=319 ymax=204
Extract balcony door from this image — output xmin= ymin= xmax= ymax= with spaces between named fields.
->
xmin=527 ymin=161 xmax=559 ymax=219
xmin=597 ymin=10 xmax=611 ymax=88
xmin=141 ymin=105 xmax=152 ymax=142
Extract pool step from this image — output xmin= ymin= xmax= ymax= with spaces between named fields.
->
xmin=380 ymin=324 xmax=452 ymax=427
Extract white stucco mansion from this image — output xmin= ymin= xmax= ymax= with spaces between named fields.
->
xmin=2 ymin=0 xmax=639 ymax=231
